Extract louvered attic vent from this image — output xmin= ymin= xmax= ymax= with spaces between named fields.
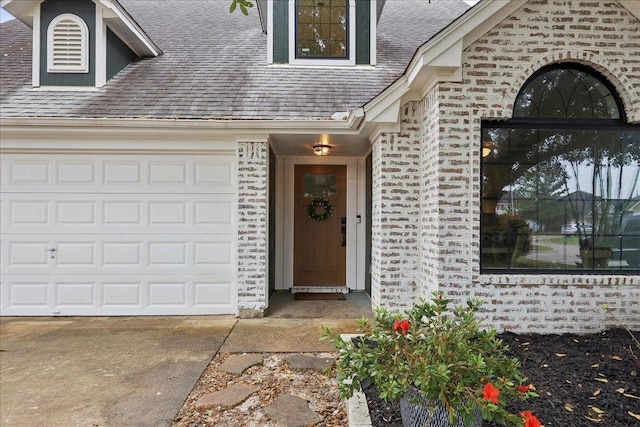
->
xmin=47 ymin=14 xmax=89 ymax=73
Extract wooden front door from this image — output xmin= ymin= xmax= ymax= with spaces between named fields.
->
xmin=294 ymin=165 xmax=347 ymax=286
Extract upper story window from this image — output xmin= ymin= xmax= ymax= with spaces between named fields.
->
xmin=288 ymin=0 xmax=356 ymax=66
xmin=47 ymin=13 xmax=89 ymax=73
xmin=481 ymin=64 xmax=640 ymax=273
xmin=296 ymin=0 xmax=348 ymax=59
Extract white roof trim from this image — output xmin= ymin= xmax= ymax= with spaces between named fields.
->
xmin=1 ymin=0 xmax=161 ymax=57
xmin=363 ymin=0 xmax=525 ymax=124
xmin=94 ymin=0 xmax=161 ymax=57
xmin=0 ymin=116 xmax=365 ymax=135
xmin=363 ymin=0 xmax=639 ymax=125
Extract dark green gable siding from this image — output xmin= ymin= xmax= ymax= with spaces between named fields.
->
xmin=273 ymin=0 xmax=289 ymax=64
xmin=355 ymin=0 xmax=370 ymax=65
xmin=273 ymin=0 xmax=371 ymax=65
xmin=107 ymin=28 xmax=137 ymax=80
xmin=40 ymin=0 xmax=95 ymax=86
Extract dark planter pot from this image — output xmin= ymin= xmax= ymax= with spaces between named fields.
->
xmin=399 ymin=387 xmax=481 ymax=427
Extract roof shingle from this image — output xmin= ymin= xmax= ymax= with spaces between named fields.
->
xmin=0 ymin=0 xmax=470 ymax=120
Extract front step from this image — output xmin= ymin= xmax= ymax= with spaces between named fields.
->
xmin=290 ymin=286 xmax=349 ymax=294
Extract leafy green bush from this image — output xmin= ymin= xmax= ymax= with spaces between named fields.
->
xmin=322 ymin=293 xmax=540 ymax=427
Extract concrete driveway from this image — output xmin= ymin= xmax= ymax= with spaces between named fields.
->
xmin=0 ymin=316 xmax=236 ymax=427
xmin=0 ymin=292 xmax=372 ymax=427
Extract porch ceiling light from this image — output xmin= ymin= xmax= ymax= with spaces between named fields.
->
xmin=313 ymin=144 xmax=332 ymax=156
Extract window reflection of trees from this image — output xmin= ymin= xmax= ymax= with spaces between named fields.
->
xmin=481 ymin=65 xmax=640 ymax=272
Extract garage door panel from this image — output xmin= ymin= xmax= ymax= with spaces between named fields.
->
xmin=2 ymin=193 xmax=236 ymax=234
xmin=3 ymin=281 xmax=50 ymax=308
xmin=5 ymin=241 xmax=53 ymax=271
xmin=9 ymin=200 xmax=50 ymax=225
xmin=1 ymin=159 xmax=51 ymax=186
xmin=57 ymin=161 xmax=97 ymax=185
xmin=56 ymin=282 xmax=95 ymax=307
xmin=103 ymin=282 xmax=142 ymax=307
xmin=194 ymin=282 xmax=232 ymax=306
xmin=3 ymin=235 xmax=235 ymax=275
xmin=194 ymin=158 xmax=236 ymax=188
xmin=2 ymin=155 xmax=237 ymax=193
xmin=103 ymin=242 xmax=142 ymax=266
xmin=56 ymin=242 xmax=96 ymax=266
xmin=1 ymin=153 xmax=238 ymax=316
xmin=103 ymin=161 xmax=142 ymax=185
xmin=149 ymin=201 xmax=186 ymax=225
xmin=1 ymin=276 xmax=235 ymax=315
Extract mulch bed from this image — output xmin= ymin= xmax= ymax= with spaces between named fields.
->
xmin=363 ymin=329 xmax=640 ymax=427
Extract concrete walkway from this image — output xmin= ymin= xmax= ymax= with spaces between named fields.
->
xmin=0 ymin=291 xmax=371 ymax=427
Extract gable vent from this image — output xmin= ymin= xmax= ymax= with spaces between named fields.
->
xmin=47 ymin=14 xmax=89 ymax=73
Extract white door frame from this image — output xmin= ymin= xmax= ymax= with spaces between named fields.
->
xmin=274 ymin=156 xmax=366 ymax=291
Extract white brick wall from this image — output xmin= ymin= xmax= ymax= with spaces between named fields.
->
xmin=372 ymin=0 xmax=640 ymax=332
xmin=370 ymin=103 xmax=423 ymax=311
xmin=236 ymin=141 xmax=268 ymax=317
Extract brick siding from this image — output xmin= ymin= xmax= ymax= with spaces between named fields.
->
xmin=236 ymin=141 xmax=268 ymax=317
xmin=372 ymin=0 xmax=640 ymax=332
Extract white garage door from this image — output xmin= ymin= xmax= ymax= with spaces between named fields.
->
xmin=0 ymin=154 xmax=237 ymax=316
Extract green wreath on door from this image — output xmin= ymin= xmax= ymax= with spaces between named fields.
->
xmin=307 ymin=197 xmax=333 ymax=222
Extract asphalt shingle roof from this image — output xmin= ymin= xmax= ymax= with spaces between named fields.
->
xmin=0 ymin=0 xmax=470 ymax=120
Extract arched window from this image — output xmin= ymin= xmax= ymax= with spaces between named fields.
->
xmin=47 ymin=13 xmax=89 ymax=73
xmin=481 ymin=64 xmax=639 ymax=272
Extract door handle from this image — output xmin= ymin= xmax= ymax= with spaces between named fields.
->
xmin=341 ymin=217 xmax=346 ymax=247
xmin=47 ymin=248 xmax=56 ymax=259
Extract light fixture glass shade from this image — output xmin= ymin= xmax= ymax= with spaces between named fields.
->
xmin=313 ymin=144 xmax=332 ymax=156
xmin=482 ymin=141 xmax=493 ymax=158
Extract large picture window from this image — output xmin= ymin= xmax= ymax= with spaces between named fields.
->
xmin=295 ymin=0 xmax=348 ymax=59
xmin=481 ymin=64 xmax=640 ymax=272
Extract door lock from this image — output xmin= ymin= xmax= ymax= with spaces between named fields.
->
xmin=47 ymin=248 xmax=56 ymax=259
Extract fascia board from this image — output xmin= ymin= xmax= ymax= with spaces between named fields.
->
xmin=405 ymin=0 xmax=525 ymax=89
xmin=256 ymin=0 xmax=268 ymax=33
xmin=362 ymin=77 xmax=408 ymax=124
xmin=0 ymin=118 xmax=366 ymax=153
xmin=95 ymin=0 xmax=162 ymax=56
xmin=362 ymin=0 xmax=525 ymax=127
xmin=0 ymin=117 xmax=363 ymax=139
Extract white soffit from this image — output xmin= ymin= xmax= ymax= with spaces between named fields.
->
xmin=1 ymin=0 xmax=39 ymax=26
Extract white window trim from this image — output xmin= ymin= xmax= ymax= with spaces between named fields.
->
xmin=47 ymin=13 xmax=90 ymax=74
xmin=369 ymin=0 xmax=377 ymax=66
xmin=95 ymin=4 xmax=107 ymax=87
xmin=288 ymin=0 xmax=356 ymax=66
xmin=32 ymin=5 xmax=41 ymax=87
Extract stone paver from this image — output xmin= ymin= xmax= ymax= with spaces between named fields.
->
xmin=218 ymin=353 xmax=263 ymax=374
xmin=264 ymin=394 xmax=322 ymax=427
xmin=284 ymin=354 xmax=335 ymax=371
xmin=195 ymin=382 xmax=258 ymax=410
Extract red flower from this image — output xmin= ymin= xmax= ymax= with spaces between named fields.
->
xmin=519 ymin=384 xmax=532 ymax=393
xmin=482 ymin=382 xmax=500 ymax=404
xmin=393 ymin=319 xmax=410 ymax=335
xmin=520 ymin=410 xmax=541 ymax=427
